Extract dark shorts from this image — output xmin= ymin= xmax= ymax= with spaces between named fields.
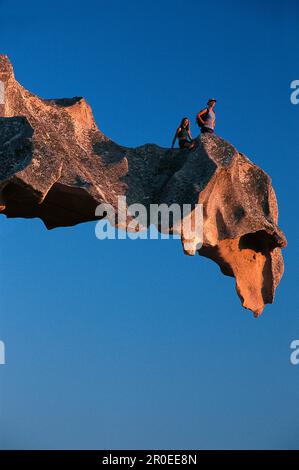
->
xmin=201 ymin=127 xmax=214 ymax=134
xmin=179 ymin=138 xmax=193 ymax=149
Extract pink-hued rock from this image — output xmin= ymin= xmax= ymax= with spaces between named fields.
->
xmin=0 ymin=55 xmax=287 ymax=316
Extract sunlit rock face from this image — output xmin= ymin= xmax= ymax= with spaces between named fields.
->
xmin=0 ymin=54 xmax=287 ymax=316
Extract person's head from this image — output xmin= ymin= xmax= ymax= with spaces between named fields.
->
xmin=180 ymin=117 xmax=190 ymax=129
xmin=207 ymin=98 xmax=216 ymax=109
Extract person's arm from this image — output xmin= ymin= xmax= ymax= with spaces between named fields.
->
xmin=197 ymin=108 xmax=208 ymax=126
xmin=188 ymin=130 xmax=193 ymax=141
xmin=171 ymin=128 xmax=179 ymax=148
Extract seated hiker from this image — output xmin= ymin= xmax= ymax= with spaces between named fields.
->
xmin=196 ymin=98 xmax=216 ymax=134
xmin=171 ymin=117 xmax=196 ymax=150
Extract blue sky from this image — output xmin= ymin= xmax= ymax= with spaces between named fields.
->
xmin=0 ymin=0 xmax=298 ymax=449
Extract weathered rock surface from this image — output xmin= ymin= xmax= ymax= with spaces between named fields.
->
xmin=0 ymin=55 xmax=287 ymax=316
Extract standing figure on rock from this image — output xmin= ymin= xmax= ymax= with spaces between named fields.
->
xmin=196 ymin=98 xmax=216 ymax=134
xmin=171 ymin=117 xmax=196 ymax=150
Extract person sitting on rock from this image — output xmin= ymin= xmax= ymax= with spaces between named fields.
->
xmin=196 ymin=98 xmax=216 ymax=134
xmin=171 ymin=117 xmax=196 ymax=150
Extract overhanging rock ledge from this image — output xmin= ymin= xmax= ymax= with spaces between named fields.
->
xmin=0 ymin=54 xmax=287 ymax=316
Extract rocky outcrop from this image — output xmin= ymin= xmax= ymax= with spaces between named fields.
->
xmin=0 ymin=55 xmax=287 ymax=316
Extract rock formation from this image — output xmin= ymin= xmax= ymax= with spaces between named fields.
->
xmin=0 ymin=55 xmax=287 ymax=316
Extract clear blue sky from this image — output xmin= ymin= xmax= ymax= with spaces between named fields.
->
xmin=0 ymin=0 xmax=298 ymax=450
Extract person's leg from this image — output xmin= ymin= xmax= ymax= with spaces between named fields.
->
xmin=184 ymin=141 xmax=195 ymax=150
xmin=189 ymin=139 xmax=198 ymax=150
xmin=201 ymin=127 xmax=214 ymax=134
xmin=179 ymin=139 xmax=190 ymax=149
xmin=179 ymin=139 xmax=197 ymax=150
